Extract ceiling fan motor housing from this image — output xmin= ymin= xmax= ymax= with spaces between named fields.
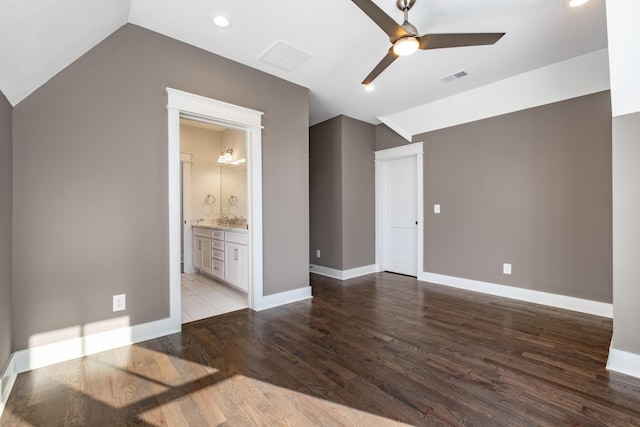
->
xmin=396 ymin=0 xmax=416 ymax=11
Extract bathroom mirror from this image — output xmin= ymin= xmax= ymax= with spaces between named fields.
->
xmin=219 ymin=128 xmax=248 ymax=224
xmin=220 ymin=163 xmax=247 ymax=219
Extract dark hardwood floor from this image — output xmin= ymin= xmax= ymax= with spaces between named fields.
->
xmin=2 ymin=273 xmax=640 ymax=426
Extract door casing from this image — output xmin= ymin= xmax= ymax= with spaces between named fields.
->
xmin=375 ymin=142 xmax=424 ymax=276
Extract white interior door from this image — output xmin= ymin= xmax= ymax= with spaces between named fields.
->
xmin=384 ymin=157 xmax=417 ymax=276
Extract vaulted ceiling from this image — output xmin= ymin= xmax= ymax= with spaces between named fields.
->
xmin=0 ymin=0 xmax=608 ymax=130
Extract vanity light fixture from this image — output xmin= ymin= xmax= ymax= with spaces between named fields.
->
xmin=218 ymin=146 xmax=233 ymax=164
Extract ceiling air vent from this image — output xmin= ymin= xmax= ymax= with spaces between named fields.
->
xmin=440 ymin=70 xmax=468 ymax=83
xmin=258 ymin=40 xmax=313 ymax=72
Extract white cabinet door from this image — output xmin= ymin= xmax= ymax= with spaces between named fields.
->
xmin=193 ymin=237 xmax=212 ymax=274
xmin=225 ymin=242 xmax=248 ymax=292
xmin=201 ymin=238 xmax=212 ymax=274
xmin=193 ymin=237 xmax=203 ymax=270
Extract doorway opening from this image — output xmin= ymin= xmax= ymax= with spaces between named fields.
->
xmin=375 ymin=142 xmax=424 ymax=277
xmin=166 ymin=88 xmax=264 ymax=331
xmin=179 ymin=118 xmax=249 ymax=322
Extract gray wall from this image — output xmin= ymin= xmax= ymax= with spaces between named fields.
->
xmin=0 ymin=91 xmax=11 ymax=370
xmin=11 ymin=24 xmax=309 ymax=350
xmin=611 ymin=111 xmax=640 ymax=353
xmin=341 ymin=116 xmax=375 ymax=269
xmin=375 ymin=123 xmax=408 ymax=151
xmin=309 ymin=117 xmax=343 ymax=269
xmin=309 ymin=115 xmax=375 ymax=270
xmin=414 ymin=91 xmax=612 ymax=302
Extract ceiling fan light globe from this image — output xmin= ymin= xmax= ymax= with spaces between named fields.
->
xmin=393 ymin=37 xmax=419 ymax=56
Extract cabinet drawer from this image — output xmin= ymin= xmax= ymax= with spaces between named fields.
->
xmin=211 ymin=229 xmax=225 ymax=240
xmin=226 ymin=231 xmax=248 ymax=245
xmin=211 ymin=259 xmax=225 ymax=280
xmin=193 ymin=227 xmax=211 ymax=238
xmin=212 ymin=249 xmax=224 ymax=261
xmin=211 ymin=239 xmax=225 ymax=251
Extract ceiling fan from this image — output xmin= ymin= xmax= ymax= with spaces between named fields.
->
xmin=351 ymin=0 xmax=505 ymax=85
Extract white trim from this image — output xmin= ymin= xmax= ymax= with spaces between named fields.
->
xmin=607 ymin=348 xmax=640 ymax=379
xmin=0 ymin=354 xmax=17 ymax=419
xmin=420 ymin=272 xmax=613 ymax=318
xmin=309 ymin=264 xmax=378 ymax=280
xmin=375 ymin=142 xmax=424 ymax=278
xmin=167 ymin=88 xmax=264 ymax=313
xmin=375 ymin=141 xmax=423 ymax=160
xmin=12 ymin=316 xmax=178 ymax=374
xmin=255 ymin=287 xmax=312 ymax=311
xmin=181 ymin=152 xmax=196 ymax=274
xmin=166 ymin=88 xmax=263 ymax=128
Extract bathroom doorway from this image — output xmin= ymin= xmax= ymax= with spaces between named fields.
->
xmin=179 ymin=118 xmax=249 ymax=322
xmin=166 ymin=88 xmax=264 ymax=331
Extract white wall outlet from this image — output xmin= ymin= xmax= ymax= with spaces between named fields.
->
xmin=434 ymin=204 xmax=441 ymax=214
xmin=316 ymin=249 xmax=321 ymax=258
xmin=503 ymin=263 xmax=512 ymax=275
xmin=113 ymin=294 xmax=126 ymax=312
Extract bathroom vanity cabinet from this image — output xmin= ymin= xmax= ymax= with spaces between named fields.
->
xmin=193 ymin=226 xmax=248 ymax=293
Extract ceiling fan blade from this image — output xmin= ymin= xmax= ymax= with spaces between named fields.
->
xmin=418 ymin=33 xmax=505 ymax=50
xmin=362 ymin=48 xmax=399 ymax=85
xmin=351 ymin=0 xmax=408 ymax=40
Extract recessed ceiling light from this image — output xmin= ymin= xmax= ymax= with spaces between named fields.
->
xmin=567 ymin=0 xmax=590 ymax=8
xmin=212 ymin=14 xmax=231 ymax=28
xmin=364 ymin=84 xmax=375 ymax=92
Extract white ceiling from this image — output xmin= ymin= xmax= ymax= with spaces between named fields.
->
xmin=0 ymin=0 xmax=607 ymax=129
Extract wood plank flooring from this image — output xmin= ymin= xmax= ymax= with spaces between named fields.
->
xmin=2 ymin=272 xmax=640 ymax=426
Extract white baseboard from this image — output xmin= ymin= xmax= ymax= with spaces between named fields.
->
xmin=256 ymin=286 xmax=313 ymax=311
xmin=12 ymin=317 xmax=180 ymax=374
xmin=607 ymin=347 xmax=640 ymax=379
xmin=309 ymin=264 xmax=378 ymax=280
xmin=0 ymin=354 xmax=17 ymax=419
xmin=420 ymin=272 xmax=613 ymax=318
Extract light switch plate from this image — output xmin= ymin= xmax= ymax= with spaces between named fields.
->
xmin=203 ymin=206 xmax=211 ymax=214
xmin=434 ymin=204 xmax=441 ymax=214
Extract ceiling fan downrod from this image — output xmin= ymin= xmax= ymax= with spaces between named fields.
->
xmin=396 ymin=0 xmax=417 ymax=35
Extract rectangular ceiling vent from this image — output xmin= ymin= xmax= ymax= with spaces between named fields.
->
xmin=258 ymin=40 xmax=313 ymax=72
xmin=440 ymin=70 xmax=468 ymax=83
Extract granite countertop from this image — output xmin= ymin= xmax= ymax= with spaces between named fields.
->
xmin=192 ymin=223 xmax=248 ymax=233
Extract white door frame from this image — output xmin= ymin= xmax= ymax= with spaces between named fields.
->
xmin=166 ymin=88 xmax=264 ymax=330
xmin=375 ymin=142 xmax=424 ymax=276
xmin=181 ymin=152 xmax=196 ymax=274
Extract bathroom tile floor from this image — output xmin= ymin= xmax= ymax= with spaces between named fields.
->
xmin=181 ymin=273 xmax=248 ymax=323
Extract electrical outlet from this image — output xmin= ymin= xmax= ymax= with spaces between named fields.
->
xmin=434 ymin=204 xmax=440 ymax=214
xmin=503 ymin=263 xmax=512 ymax=275
xmin=316 ymin=249 xmax=321 ymax=258
xmin=113 ymin=294 xmax=126 ymax=312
